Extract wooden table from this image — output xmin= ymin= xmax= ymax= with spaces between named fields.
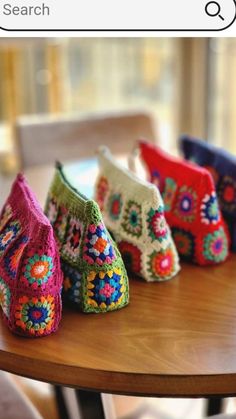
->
xmin=1 ymin=257 xmax=236 ymax=399
xmin=1 ymin=160 xmax=236 ymax=417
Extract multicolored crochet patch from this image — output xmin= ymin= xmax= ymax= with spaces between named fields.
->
xmin=62 ymin=218 xmax=83 ymax=262
xmin=147 ymin=207 xmax=168 ymax=243
xmin=83 ymin=223 xmax=116 ymax=265
xmin=53 ymin=205 xmax=68 ymax=244
xmin=22 ymin=254 xmax=53 ymax=286
xmin=163 ymin=178 xmax=177 ymax=211
xmin=5 ymin=236 xmax=28 ymax=279
xmin=0 ymin=278 xmax=10 ymax=318
xmin=0 ymin=221 xmax=21 ymax=256
xmin=86 ymin=268 xmax=126 ymax=310
xmin=118 ymin=241 xmax=141 ymax=274
xmin=172 ymin=228 xmax=195 ymax=261
xmin=174 ymin=186 xmax=197 ymax=222
xmin=95 ymin=176 xmax=109 ymax=211
xmin=147 ymin=246 xmax=176 ymax=280
xmin=61 ymin=261 xmax=81 ymax=304
xmin=218 ymin=176 xmax=236 ymax=213
xmin=203 ymin=227 xmax=228 ymax=262
xmin=122 ymin=200 xmax=142 ymax=238
xmin=0 ymin=204 xmax=12 ymax=232
xmin=15 ymin=295 xmax=55 ymax=335
xmin=201 ymin=191 xmax=220 ymax=225
xmin=108 ymin=193 xmax=123 ymax=221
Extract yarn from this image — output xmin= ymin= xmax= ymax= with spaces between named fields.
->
xmin=45 ymin=163 xmax=129 ymax=313
xmin=138 ymin=141 xmax=230 ymax=265
xmin=180 ymin=135 xmax=236 ymax=252
xmin=94 ymin=146 xmax=180 ymax=282
xmin=0 ymin=174 xmax=62 ymax=337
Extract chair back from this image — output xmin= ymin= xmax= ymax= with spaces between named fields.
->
xmin=15 ymin=111 xmax=157 ymax=168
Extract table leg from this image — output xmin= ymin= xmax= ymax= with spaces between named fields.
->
xmin=54 ymin=386 xmax=106 ymax=419
xmin=206 ymin=397 xmax=224 ymax=416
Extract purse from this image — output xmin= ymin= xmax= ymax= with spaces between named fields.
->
xmin=0 ymin=174 xmax=62 ymax=337
xmin=94 ymin=146 xmax=180 ymax=282
xmin=45 ymin=162 xmax=129 ymax=313
xmin=138 ymin=140 xmax=230 ymax=265
xmin=179 ymin=135 xmax=236 ymax=251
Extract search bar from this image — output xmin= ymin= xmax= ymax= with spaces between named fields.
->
xmin=0 ymin=0 xmax=235 ymax=31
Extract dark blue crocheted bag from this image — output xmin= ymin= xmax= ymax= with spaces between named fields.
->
xmin=179 ymin=135 xmax=236 ymax=251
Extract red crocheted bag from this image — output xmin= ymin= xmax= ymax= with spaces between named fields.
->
xmin=0 ymin=174 xmax=63 ymax=337
xmin=137 ymin=141 xmax=230 ymax=265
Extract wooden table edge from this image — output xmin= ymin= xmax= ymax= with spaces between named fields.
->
xmin=1 ymin=349 xmax=236 ymax=397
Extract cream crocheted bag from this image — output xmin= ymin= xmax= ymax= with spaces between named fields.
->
xmin=94 ymin=147 xmax=180 ymax=282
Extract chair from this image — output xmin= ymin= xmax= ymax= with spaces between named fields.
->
xmin=15 ymin=110 xmax=157 ymax=169
xmin=0 ymin=371 xmax=43 ymax=419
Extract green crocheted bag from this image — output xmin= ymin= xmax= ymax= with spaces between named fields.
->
xmin=45 ymin=163 xmax=129 ymax=313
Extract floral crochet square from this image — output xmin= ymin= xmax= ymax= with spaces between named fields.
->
xmin=121 ymin=200 xmax=142 ymax=238
xmin=86 ymin=268 xmax=126 ymax=310
xmin=83 ymin=223 xmax=116 ymax=265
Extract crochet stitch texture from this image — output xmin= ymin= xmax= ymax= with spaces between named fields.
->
xmin=180 ymin=135 xmax=236 ymax=252
xmin=0 ymin=174 xmax=63 ymax=337
xmin=95 ymin=146 xmax=180 ymax=282
xmin=45 ymin=163 xmax=129 ymax=313
xmin=138 ymin=141 xmax=230 ymax=265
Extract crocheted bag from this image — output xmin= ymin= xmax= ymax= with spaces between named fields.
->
xmin=45 ymin=162 xmax=129 ymax=313
xmin=179 ymin=135 xmax=236 ymax=252
xmin=94 ymin=146 xmax=180 ymax=282
xmin=138 ymin=141 xmax=230 ymax=265
xmin=0 ymin=174 xmax=62 ymax=337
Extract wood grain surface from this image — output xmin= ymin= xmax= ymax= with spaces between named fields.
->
xmin=1 ymin=257 xmax=236 ymax=397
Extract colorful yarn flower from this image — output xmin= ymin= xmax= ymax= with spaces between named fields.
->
xmin=203 ymin=227 xmax=228 ymax=262
xmin=0 ymin=221 xmax=21 ymax=255
xmin=174 ymin=186 xmax=197 ymax=222
xmin=218 ymin=176 xmax=236 ymax=214
xmin=148 ymin=246 xmax=176 ymax=280
xmin=5 ymin=236 xmax=28 ymax=279
xmin=61 ymin=261 xmax=81 ymax=304
xmin=201 ymin=191 xmax=220 ymax=225
xmin=83 ymin=223 xmax=116 ymax=265
xmin=172 ymin=228 xmax=195 ymax=261
xmin=108 ymin=193 xmax=123 ymax=220
xmin=23 ymin=254 xmax=53 ymax=285
xmin=118 ymin=241 xmax=141 ymax=274
xmin=163 ymin=178 xmax=177 ymax=211
xmin=147 ymin=207 xmax=168 ymax=243
xmin=62 ymin=218 xmax=82 ymax=262
xmin=15 ymin=295 xmax=55 ymax=335
xmin=0 ymin=278 xmax=10 ymax=318
xmin=95 ymin=176 xmax=109 ymax=211
xmin=0 ymin=204 xmax=12 ymax=232
xmin=122 ymin=200 xmax=142 ymax=237
xmin=86 ymin=268 xmax=125 ymax=309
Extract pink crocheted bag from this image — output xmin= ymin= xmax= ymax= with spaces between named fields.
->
xmin=0 ymin=174 xmax=63 ymax=337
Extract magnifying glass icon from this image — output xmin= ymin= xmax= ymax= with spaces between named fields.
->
xmin=205 ymin=1 xmax=224 ymax=20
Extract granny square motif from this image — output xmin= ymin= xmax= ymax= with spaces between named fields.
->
xmin=0 ymin=174 xmax=63 ymax=337
xmin=94 ymin=146 xmax=180 ymax=282
xmin=138 ymin=141 xmax=230 ymax=265
xmin=45 ymin=162 xmax=129 ymax=313
xmin=180 ymin=135 xmax=236 ymax=252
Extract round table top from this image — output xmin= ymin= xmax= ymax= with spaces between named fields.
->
xmin=1 ymin=257 xmax=236 ymax=397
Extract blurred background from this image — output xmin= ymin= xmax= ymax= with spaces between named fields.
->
xmin=0 ymin=37 xmax=236 ymax=174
